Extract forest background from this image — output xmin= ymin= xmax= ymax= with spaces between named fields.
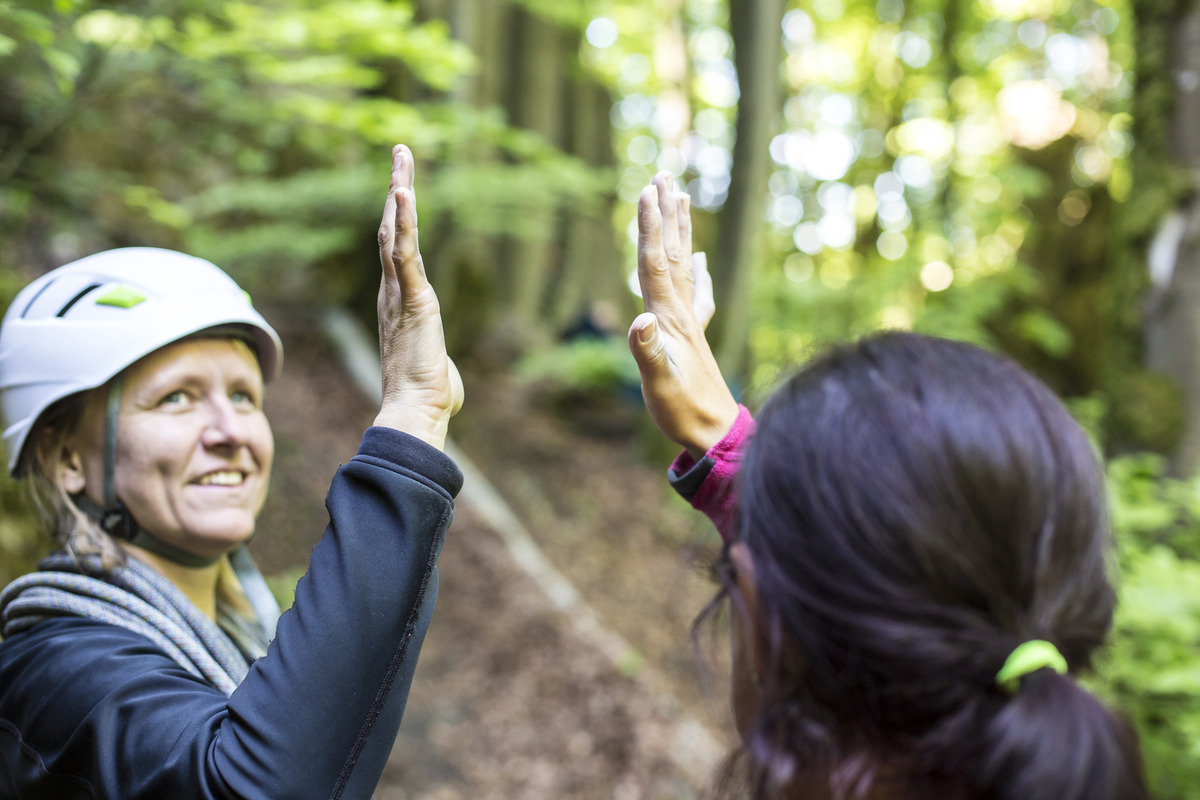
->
xmin=3 ymin=0 xmax=1200 ymax=795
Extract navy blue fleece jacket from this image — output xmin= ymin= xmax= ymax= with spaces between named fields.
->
xmin=0 ymin=426 xmax=462 ymax=799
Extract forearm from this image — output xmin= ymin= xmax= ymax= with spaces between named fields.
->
xmin=217 ymin=426 xmax=462 ymax=798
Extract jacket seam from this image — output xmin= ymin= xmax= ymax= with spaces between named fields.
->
xmin=0 ymin=717 xmax=100 ymax=799
xmin=328 ymin=501 xmax=451 ymax=799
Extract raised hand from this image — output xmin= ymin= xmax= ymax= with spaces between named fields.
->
xmin=627 ymin=172 xmax=738 ymax=460
xmin=374 ymin=144 xmax=464 ymax=450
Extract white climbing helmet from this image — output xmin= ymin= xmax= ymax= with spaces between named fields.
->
xmin=0 ymin=247 xmax=283 ymax=476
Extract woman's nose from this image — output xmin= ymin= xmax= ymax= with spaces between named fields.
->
xmin=200 ymin=398 xmax=248 ymax=448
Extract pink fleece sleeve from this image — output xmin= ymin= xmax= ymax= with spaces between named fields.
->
xmin=668 ymin=404 xmax=756 ymax=542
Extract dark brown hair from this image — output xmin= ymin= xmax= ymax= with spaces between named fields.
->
xmin=720 ymin=331 xmax=1145 ymax=800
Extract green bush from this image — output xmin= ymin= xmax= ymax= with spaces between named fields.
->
xmin=516 ymin=338 xmax=640 ymax=396
xmin=1101 ymin=453 xmax=1200 ymax=798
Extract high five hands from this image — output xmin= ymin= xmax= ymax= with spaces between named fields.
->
xmin=372 ymin=156 xmax=734 ymax=457
xmin=627 ymin=172 xmax=739 ymax=461
xmin=374 ymin=144 xmax=465 ymax=450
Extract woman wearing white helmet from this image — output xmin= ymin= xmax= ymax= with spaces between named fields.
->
xmin=0 ymin=144 xmax=463 ymax=799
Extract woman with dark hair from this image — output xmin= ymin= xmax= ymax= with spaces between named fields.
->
xmin=626 ymin=171 xmax=1147 ymax=800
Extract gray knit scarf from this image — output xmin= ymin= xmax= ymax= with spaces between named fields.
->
xmin=0 ymin=551 xmax=272 ymax=696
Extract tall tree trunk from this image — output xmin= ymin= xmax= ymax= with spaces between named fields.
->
xmin=713 ymin=0 xmax=787 ymax=381
xmin=1142 ymin=9 xmax=1200 ymax=476
xmin=415 ymin=0 xmax=515 ymax=355
xmin=551 ymin=77 xmax=628 ymax=333
xmin=503 ymin=7 xmax=567 ymax=343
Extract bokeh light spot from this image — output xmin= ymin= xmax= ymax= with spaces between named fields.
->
xmin=784 ymin=253 xmax=815 ymax=282
xmin=920 ymin=260 xmax=954 ymax=291
xmin=793 ymin=222 xmax=823 ymax=254
xmin=1058 ymin=189 xmax=1092 ymax=226
xmin=818 ymin=213 xmax=857 ymax=250
xmin=878 ymin=231 xmax=908 ymax=260
xmin=585 ymin=17 xmax=618 ymax=49
xmin=627 ymin=135 xmax=658 ymax=166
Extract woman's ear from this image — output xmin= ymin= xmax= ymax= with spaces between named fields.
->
xmin=35 ymin=432 xmax=87 ymax=495
xmin=729 ymin=541 xmax=772 ymax=737
xmin=730 ymin=542 xmax=767 ymax=677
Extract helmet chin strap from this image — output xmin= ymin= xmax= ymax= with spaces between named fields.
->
xmin=76 ymin=375 xmax=221 ymax=570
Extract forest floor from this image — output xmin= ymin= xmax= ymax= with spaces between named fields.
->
xmin=253 ymin=310 xmax=738 ymax=799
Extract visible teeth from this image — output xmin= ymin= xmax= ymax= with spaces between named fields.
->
xmin=198 ymin=471 xmax=243 ymax=486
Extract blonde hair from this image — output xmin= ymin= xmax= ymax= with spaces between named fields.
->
xmin=26 ymin=388 xmax=125 ymax=570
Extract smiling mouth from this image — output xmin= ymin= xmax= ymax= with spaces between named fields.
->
xmin=195 ymin=471 xmax=247 ymax=486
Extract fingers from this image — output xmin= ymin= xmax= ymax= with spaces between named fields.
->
xmin=378 ymin=190 xmax=398 ymax=282
xmin=378 ymin=145 xmax=429 ymax=297
xmin=637 ymin=184 xmax=673 ymax=309
xmin=638 ymin=173 xmax=702 ymax=329
xmin=677 ymin=191 xmax=692 ymax=265
xmin=392 ymin=143 xmax=414 ymax=191
xmin=692 ymin=252 xmax=715 ymax=330
xmin=393 ymin=187 xmax=429 ymax=290
xmin=378 ymin=145 xmax=413 ymax=282
xmin=673 ymin=188 xmax=695 ymax=310
xmin=627 ymin=312 xmax=668 ymax=374
xmin=655 ymin=172 xmax=683 ymax=265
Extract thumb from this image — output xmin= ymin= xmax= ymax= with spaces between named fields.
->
xmin=628 ymin=312 xmax=668 ymax=373
xmin=692 ymin=252 xmax=715 ymax=330
xmin=447 ymin=356 xmax=465 ymax=418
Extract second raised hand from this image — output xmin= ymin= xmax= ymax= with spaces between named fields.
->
xmin=373 ymin=144 xmax=464 ymax=450
xmin=628 ymin=172 xmax=738 ymax=461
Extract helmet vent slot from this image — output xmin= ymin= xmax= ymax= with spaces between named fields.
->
xmin=56 ymin=283 xmax=102 ymax=318
xmin=19 ymin=279 xmax=56 ymax=318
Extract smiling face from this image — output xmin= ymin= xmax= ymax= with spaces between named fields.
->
xmin=67 ymin=337 xmax=274 ymax=560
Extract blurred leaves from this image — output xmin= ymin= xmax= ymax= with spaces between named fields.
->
xmin=1101 ymin=455 xmax=1200 ymax=796
xmin=0 ymin=0 xmax=612 ymax=306
xmin=516 ymin=338 xmax=640 ymax=395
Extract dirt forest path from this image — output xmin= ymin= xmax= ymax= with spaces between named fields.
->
xmin=253 ymin=310 xmax=737 ymax=799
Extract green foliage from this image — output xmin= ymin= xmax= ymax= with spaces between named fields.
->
xmin=516 ymin=337 xmax=640 ymax=395
xmin=510 ymin=0 xmax=593 ymax=29
xmin=0 ymin=275 xmax=43 ymax=587
xmin=264 ymin=566 xmax=307 ymax=612
xmin=1107 ymin=371 xmax=1186 ymax=453
xmin=0 ymin=0 xmax=613 ymax=306
xmin=1101 ymin=454 xmax=1200 ymax=798
xmin=734 ymin=0 xmax=1137 ymax=410
xmin=0 ymin=474 xmax=44 ymax=587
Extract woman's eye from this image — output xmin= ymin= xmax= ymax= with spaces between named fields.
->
xmin=231 ymin=389 xmax=261 ymax=409
xmin=160 ymin=390 xmax=189 ymax=407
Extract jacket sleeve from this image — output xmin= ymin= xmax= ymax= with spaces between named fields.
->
xmin=666 ymin=404 xmax=755 ymax=543
xmin=0 ymin=426 xmax=462 ymax=800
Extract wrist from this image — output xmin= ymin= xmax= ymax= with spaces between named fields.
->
xmin=681 ymin=400 xmax=741 ymax=461
xmin=373 ymin=406 xmax=449 ymax=451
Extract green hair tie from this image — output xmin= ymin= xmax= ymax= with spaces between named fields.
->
xmin=996 ymin=640 xmax=1069 ymax=693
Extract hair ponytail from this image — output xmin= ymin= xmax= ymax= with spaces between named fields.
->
xmin=718 ymin=332 xmax=1150 ymax=799
xmin=978 ymin=670 xmax=1145 ymax=800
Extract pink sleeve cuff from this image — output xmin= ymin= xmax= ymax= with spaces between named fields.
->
xmin=670 ymin=405 xmax=756 ymax=542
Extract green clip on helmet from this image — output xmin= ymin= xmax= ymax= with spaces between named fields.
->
xmin=0 ymin=247 xmax=283 ymax=477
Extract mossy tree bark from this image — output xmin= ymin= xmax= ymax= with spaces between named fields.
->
xmin=1140 ymin=8 xmax=1200 ymax=475
xmin=713 ymin=0 xmax=788 ymax=382
xmin=407 ymin=0 xmax=625 ymax=361
xmin=552 ymin=77 xmax=630 ymax=335
xmin=1098 ymin=0 xmax=1199 ymax=471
